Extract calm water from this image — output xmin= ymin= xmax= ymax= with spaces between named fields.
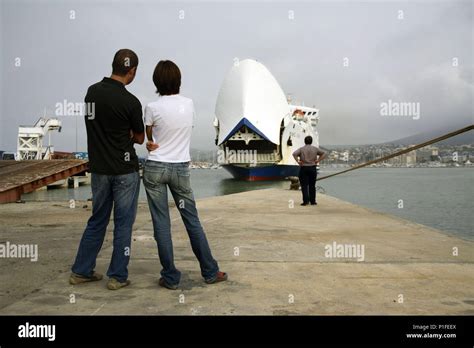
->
xmin=23 ymin=168 xmax=474 ymax=241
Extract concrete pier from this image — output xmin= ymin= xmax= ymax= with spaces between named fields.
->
xmin=0 ymin=188 xmax=473 ymax=315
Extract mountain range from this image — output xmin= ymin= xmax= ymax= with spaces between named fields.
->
xmin=384 ymin=124 xmax=474 ymax=146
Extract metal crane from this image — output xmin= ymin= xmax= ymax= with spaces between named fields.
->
xmin=17 ymin=117 xmax=62 ymax=160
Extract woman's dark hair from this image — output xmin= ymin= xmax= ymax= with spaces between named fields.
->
xmin=153 ymin=60 xmax=181 ymax=95
xmin=112 ymin=49 xmax=139 ymax=76
xmin=304 ymin=136 xmax=313 ymax=145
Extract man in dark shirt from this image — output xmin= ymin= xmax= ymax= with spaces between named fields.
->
xmin=70 ymin=49 xmax=144 ymax=290
xmin=293 ymin=136 xmax=326 ymax=206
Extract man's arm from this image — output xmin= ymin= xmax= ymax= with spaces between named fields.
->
xmin=292 ymin=148 xmax=303 ymax=166
xmin=130 ymin=130 xmax=145 ymax=144
xmin=129 ymin=100 xmax=145 ymax=144
xmin=315 ymin=150 xmax=326 ymax=164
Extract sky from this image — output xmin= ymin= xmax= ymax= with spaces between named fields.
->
xmin=0 ymin=0 xmax=472 ymax=155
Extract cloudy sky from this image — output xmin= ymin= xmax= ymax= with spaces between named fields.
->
xmin=0 ymin=0 xmax=472 ymax=154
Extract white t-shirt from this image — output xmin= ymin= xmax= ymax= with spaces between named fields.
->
xmin=144 ymin=95 xmax=194 ymax=163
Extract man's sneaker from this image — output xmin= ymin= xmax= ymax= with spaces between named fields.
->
xmin=205 ymin=272 xmax=228 ymax=284
xmin=107 ymin=278 xmax=131 ymax=290
xmin=69 ymin=272 xmax=103 ymax=285
xmin=311 ymin=202 xmax=317 ymax=206
xmin=300 ymin=203 xmax=308 ymax=206
xmin=159 ymin=278 xmax=179 ymax=290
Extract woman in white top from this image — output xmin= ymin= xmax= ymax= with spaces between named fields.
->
xmin=143 ymin=60 xmax=227 ymax=289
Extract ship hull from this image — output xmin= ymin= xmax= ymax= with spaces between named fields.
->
xmin=222 ymin=164 xmax=300 ymax=181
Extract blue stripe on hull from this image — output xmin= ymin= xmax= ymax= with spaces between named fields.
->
xmin=222 ymin=164 xmax=300 ymax=181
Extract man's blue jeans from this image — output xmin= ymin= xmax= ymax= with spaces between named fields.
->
xmin=72 ymin=171 xmax=140 ymax=282
xmin=143 ymin=160 xmax=219 ymax=285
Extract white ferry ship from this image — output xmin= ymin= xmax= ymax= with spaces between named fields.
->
xmin=213 ymin=59 xmax=320 ymax=180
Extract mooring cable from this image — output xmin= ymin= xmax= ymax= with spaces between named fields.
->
xmin=317 ymin=124 xmax=474 ymax=182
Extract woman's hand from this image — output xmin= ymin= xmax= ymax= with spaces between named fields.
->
xmin=146 ymin=141 xmax=159 ymax=152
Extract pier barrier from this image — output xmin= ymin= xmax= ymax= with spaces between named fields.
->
xmin=0 ymin=160 xmax=89 ymax=203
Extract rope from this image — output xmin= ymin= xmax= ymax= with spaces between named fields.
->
xmin=317 ymin=124 xmax=474 ymax=182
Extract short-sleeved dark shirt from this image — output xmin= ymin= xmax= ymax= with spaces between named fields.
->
xmin=84 ymin=77 xmax=144 ymax=175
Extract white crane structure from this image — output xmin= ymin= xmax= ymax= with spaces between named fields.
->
xmin=17 ymin=117 xmax=62 ymax=160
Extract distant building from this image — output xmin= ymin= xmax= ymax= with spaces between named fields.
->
xmin=388 ymin=146 xmax=417 ymax=165
xmin=417 ymin=146 xmax=440 ymax=162
xmin=440 ymin=154 xmax=468 ymax=163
